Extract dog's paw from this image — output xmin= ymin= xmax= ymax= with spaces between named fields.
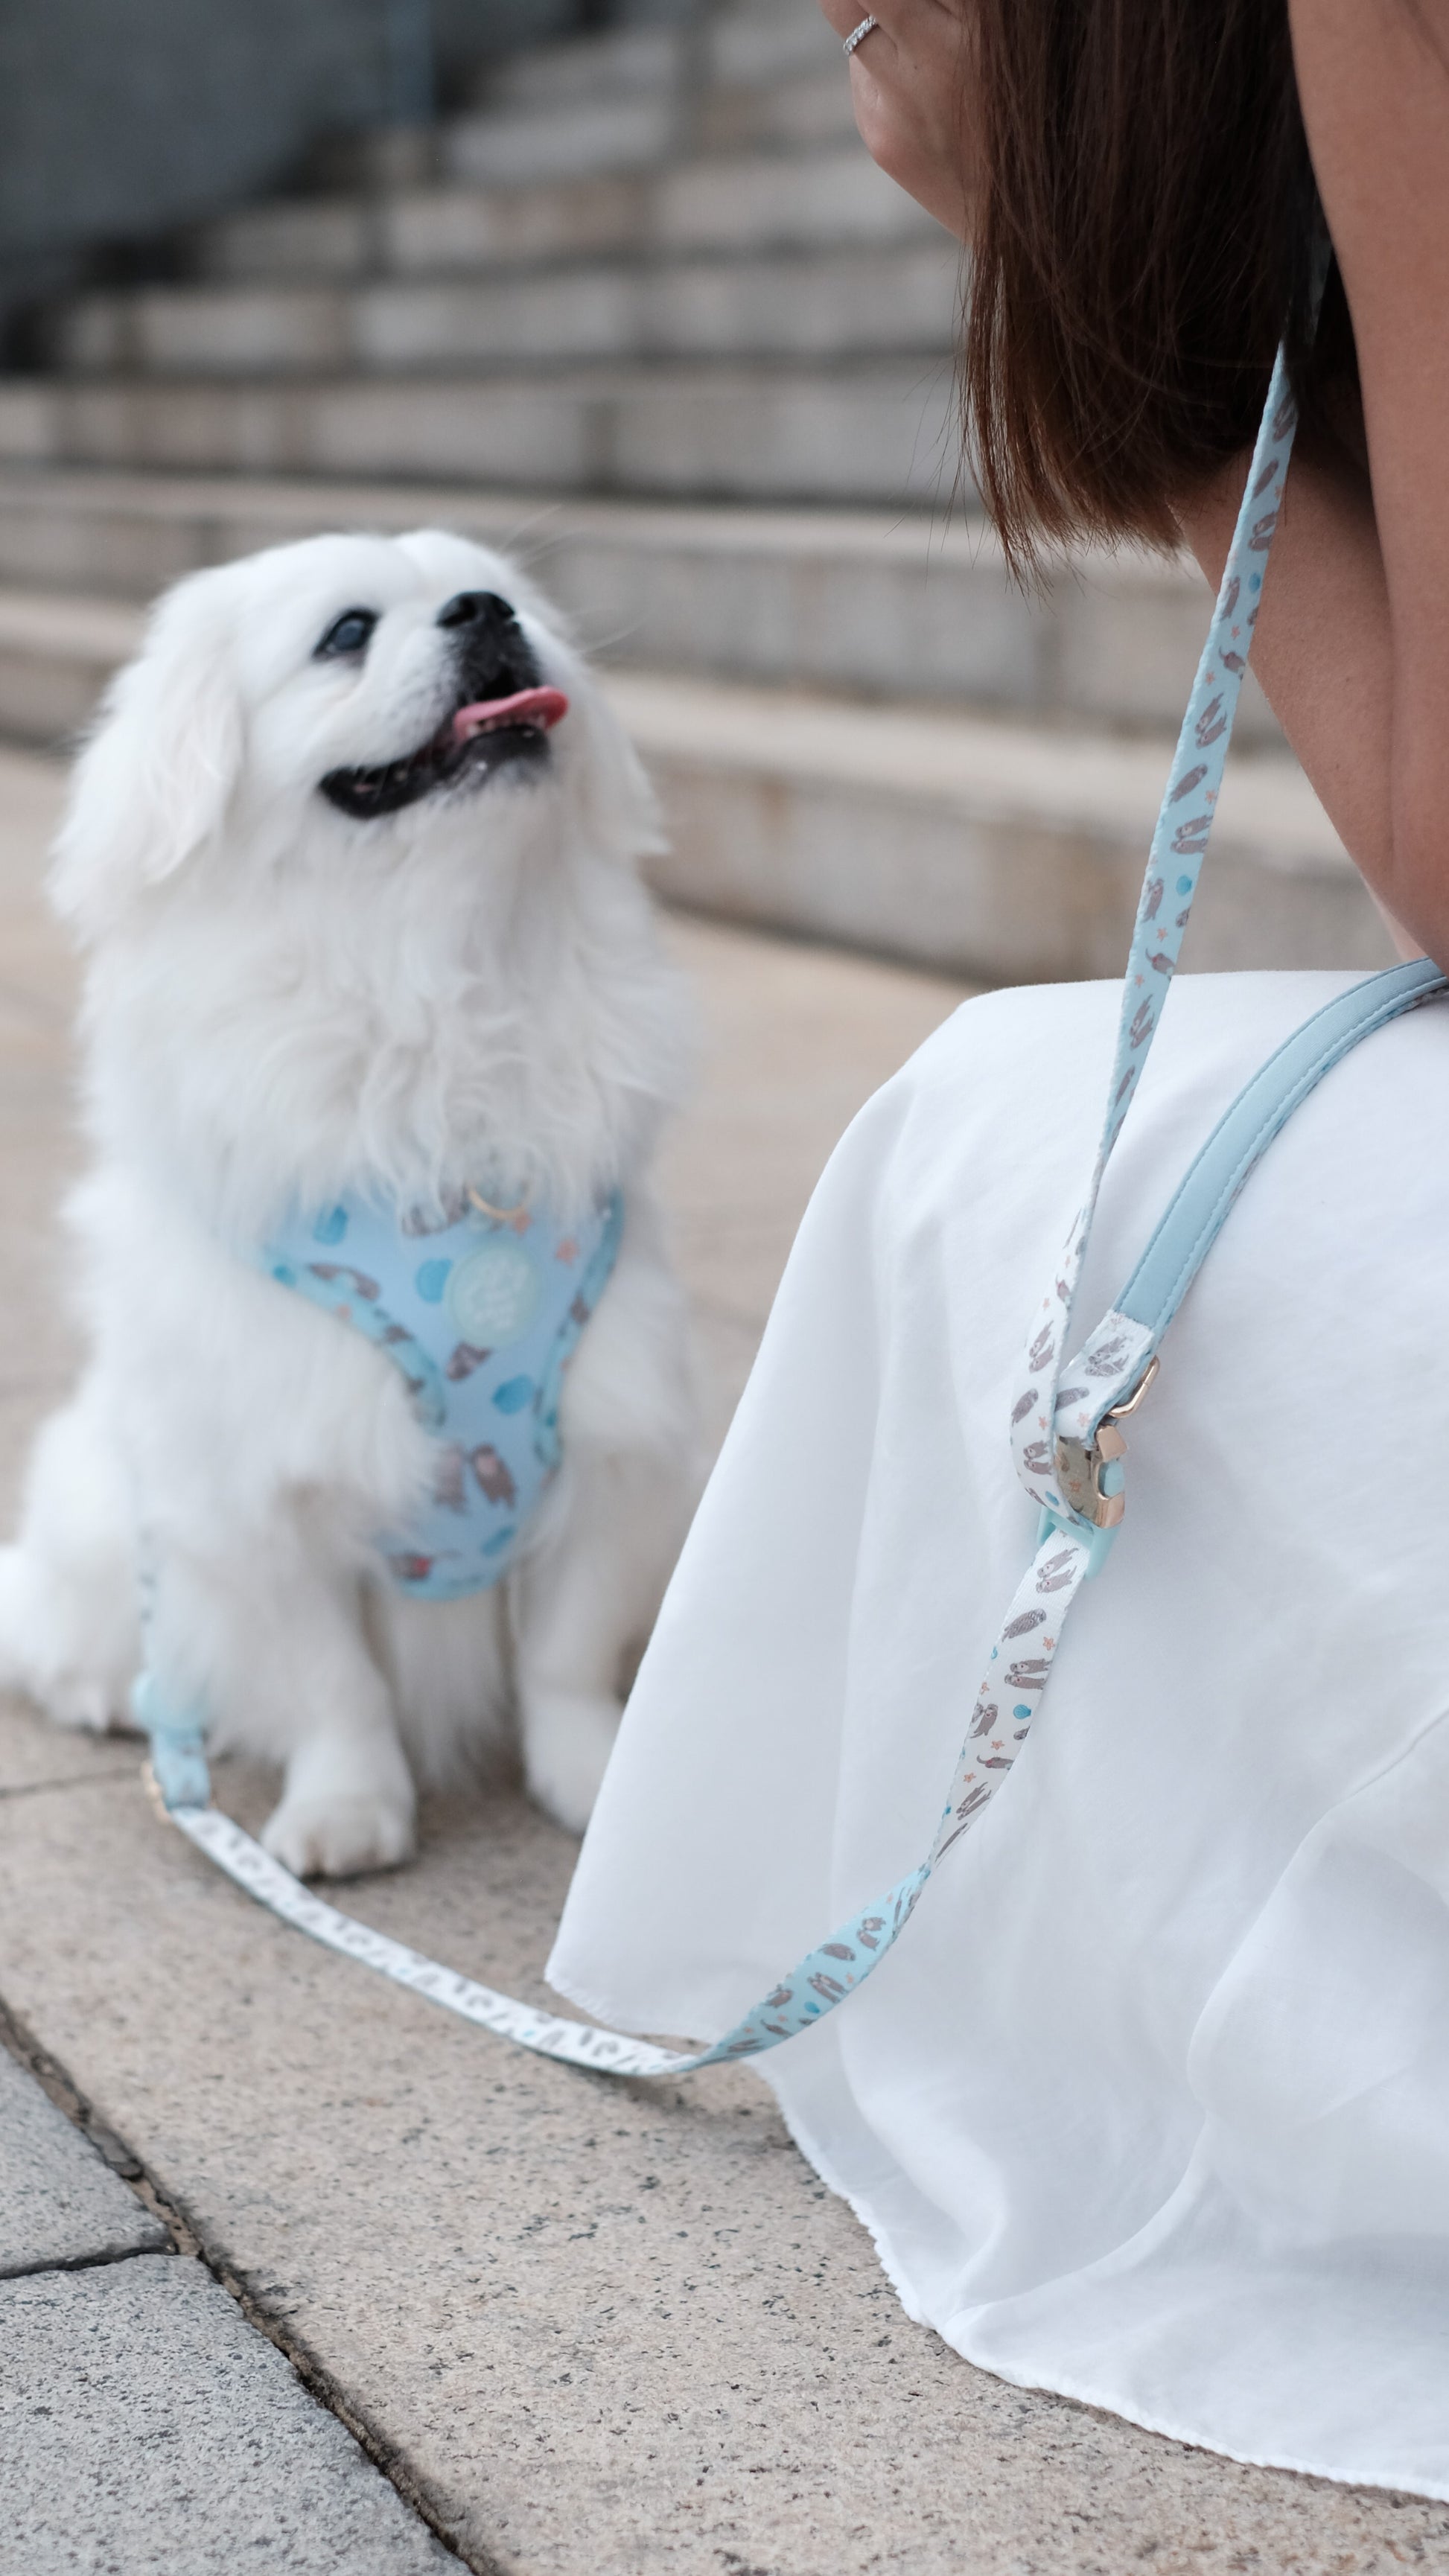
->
xmin=43 ymin=1675 xmax=135 ymax=1735
xmin=0 ymin=1549 xmax=134 ymax=1734
xmin=523 ymin=1690 xmax=622 ymax=1836
xmin=261 ymin=1781 xmax=416 ymax=1880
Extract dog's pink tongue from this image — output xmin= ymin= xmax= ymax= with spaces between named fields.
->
xmin=452 ymin=686 xmax=570 ymax=745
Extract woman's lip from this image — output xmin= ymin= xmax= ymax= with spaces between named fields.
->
xmin=451 ymin=686 xmax=570 ymax=745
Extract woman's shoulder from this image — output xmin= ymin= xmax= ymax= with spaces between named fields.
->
xmin=899 ymin=969 xmax=1369 ymax=1104
xmin=853 ymin=969 xmax=1375 ymax=1234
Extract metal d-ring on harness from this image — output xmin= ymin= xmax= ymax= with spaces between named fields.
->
xmin=138 ymin=340 xmax=1448 ymax=2082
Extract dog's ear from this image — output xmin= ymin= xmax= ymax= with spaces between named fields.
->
xmin=50 ymin=573 xmax=245 ymax=935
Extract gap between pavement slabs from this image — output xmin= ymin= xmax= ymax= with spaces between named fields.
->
xmin=0 ymin=2041 xmax=456 ymax=2574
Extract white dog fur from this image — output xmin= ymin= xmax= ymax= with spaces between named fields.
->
xmin=0 ymin=529 xmax=700 ymax=1875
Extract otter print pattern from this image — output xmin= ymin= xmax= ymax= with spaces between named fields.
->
xmin=1010 ymin=349 xmax=1301 ymax=1529
xmin=264 ymin=1188 xmax=624 ymax=1598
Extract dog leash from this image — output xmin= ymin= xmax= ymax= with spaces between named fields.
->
xmin=138 ymin=344 xmax=1448 ymax=2078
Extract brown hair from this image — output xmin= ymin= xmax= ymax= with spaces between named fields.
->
xmin=963 ymin=0 xmax=1353 ymax=569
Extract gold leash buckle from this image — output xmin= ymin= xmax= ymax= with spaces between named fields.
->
xmin=1052 ymin=1356 xmax=1160 ymax=1531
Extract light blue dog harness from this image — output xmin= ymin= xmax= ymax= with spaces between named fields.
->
xmin=263 ymin=1188 xmax=624 ymax=1601
xmin=141 ymin=339 xmax=1449 ymax=2080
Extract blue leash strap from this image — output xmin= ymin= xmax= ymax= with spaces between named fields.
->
xmin=1010 ymin=345 xmax=1304 ymax=1528
xmin=141 ymin=342 xmax=1446 ymax=2079
xmin=1116 ymin=956 xmax=1448 ymax=1341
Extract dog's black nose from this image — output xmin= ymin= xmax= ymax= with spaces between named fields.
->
xmin=436 ymin=590 xmax=516 ymax=632
xmin=439 ymin=587 xmax=541 ymax=707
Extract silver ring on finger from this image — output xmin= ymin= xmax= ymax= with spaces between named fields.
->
xmin=843 ymin=16 xmax=879 ymax=57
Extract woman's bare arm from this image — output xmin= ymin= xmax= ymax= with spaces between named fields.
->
xmin=1179 ymin=0 xmax=1449 ymax=963
xmin=1284 ymin=0 xmax=1449 ymax=963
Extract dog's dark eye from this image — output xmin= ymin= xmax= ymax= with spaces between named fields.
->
xmin=314 ymin=608 xmax=378 ymax=661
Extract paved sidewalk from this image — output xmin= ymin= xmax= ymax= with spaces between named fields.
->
xmin=1 ymin=2005 xmax=448 ymax=2571
xmin=1 ymin=745 xmax=1446 ymax=2574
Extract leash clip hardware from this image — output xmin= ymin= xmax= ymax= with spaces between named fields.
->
xmin=1052 ymin=1354 xmax=1161 ymax=1534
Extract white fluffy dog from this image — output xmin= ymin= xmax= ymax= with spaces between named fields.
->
xmin=0 ymin=529 xmax=699 ymax=1875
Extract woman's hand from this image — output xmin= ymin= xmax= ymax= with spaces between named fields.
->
xmin=814 ymin=1 xmax=977 ymax=240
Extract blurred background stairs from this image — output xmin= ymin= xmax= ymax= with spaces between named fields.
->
xmin=0 ymin=0 xmax=1387 ymax=980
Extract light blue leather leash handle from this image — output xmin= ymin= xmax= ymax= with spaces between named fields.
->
xmin=1118 ymin=956 xmax=1447 ymax=1342
xmin=138 ymin=343 xmax=1448 ymax=2080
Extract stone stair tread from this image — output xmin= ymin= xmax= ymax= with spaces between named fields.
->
xmin=0 ymin=582 xmax=1378 ymax=983
xmin=51 ymin=240 xmax=961 ymax=378
xmin=477 ymin=24 xmax=688 ymax=111
xmin=606 ymin=671 xmax=1348 ymax=873
xmin=90 ymin=236 xmax=956 ymax=305
xmin=0 ymin=587 xmax=141 ymax=657
xmin=467 ymin=1 xmax=840 ymax=112
xmin=0 ymin=366 xmax=964 ymax=508
xmin=442 ymin=92 xmax=687 ymax=189
xmin=185 ymin=150 xmax=937 ymax=285
xmin=0 ymin=462 xmax=978 ymax=559
xmin=0 ymin=580 xmax=1339 ymax=870
xmin=707 ymin=0 xmax=844 ymax=86
xmin=0 ymin=357 xmax=956 ymax=395
xmin=699 ymin=71 xmax=863 ymax=153
xmin=0 ymin=466 xmax=1293 ymax=744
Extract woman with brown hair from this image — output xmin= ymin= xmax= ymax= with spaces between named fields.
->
xmin=834 ymin=0 xmax=1442 ymax=967
xmin=552 ymin=1 xmax=1449 ymax=2493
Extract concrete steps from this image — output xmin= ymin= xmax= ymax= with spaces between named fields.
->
xmin=476 ymin=25 xmax=690 ymax=110
xmin=0 ymin=365 xmax=961 ymax=506
xmin=185 ymin=150 xmax=932 ymax=286
xmin=448 ymin=0 xmax=860 ymax=159
xmin=441 ymin=91 xmax=690 ymax=191
xmin=0 ymin=465 xmax=1282 ymax=742
xmin=696 ymin=67 xmax=859 ymax=152
xmin=438 ymin=42 xmax=857 ymax=188
xmin=0 ymin=589 xmax=139 ymax=745
xmin=622 ymin=674 xmax=1383 ymax=982
xmin=48 ymin=240 xmax=961 ymax=376
xmin=19 ymin=11 xmax=958 ymax=508
xmin=321 ymin=4 xmax=857 ymax=191
xmin=0 ymin=0 xmax=1380 ymax=983
xmin=0 ymin=578 xmax=1386 ymax=982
